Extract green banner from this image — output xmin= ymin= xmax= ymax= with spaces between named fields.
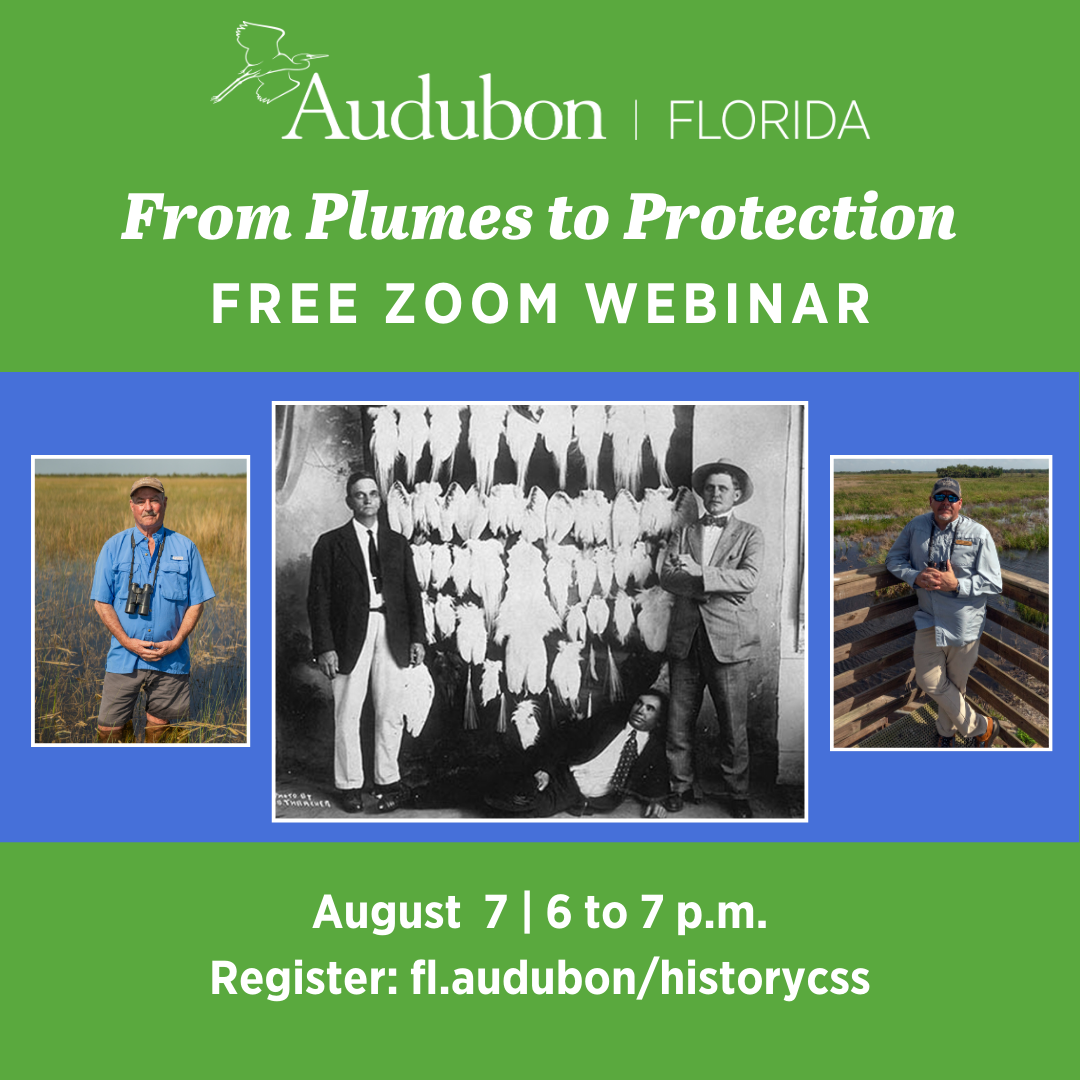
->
xmin=7 ymin=842 xmax=1070 ymax=1074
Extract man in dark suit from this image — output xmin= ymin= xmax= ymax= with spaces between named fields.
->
xmin=308 ymin=471 xmax=426 ymax=814
xmin=485 ymin=692 xmax=670 ymax=818
xmin=660 ymin=460 xmax=762 ymax=818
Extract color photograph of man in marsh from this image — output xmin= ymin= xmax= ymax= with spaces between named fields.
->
xmin=33 ymin=458 xmax=249 ymax=744
xmin=832 ymin=458 xmax=1049 ymax=750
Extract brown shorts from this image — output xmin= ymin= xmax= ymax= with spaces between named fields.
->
xmin=98 ymin=670 xmax=191 ymax=727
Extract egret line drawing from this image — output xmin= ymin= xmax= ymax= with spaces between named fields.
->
xmin=211 ymin=22 xmax=328 ymax=105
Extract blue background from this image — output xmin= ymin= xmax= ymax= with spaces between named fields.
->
xmin=7 ymin=371 xmax=1075 ymax=843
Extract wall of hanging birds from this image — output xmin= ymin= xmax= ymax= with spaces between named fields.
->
xmin=359 ymin=403 xmax=698 ymax=749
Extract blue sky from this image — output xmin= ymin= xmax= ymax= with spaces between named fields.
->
xmin=34 ymin=457 xmax=247 ymax=475
xmin=834 ymin=457 xmax=1049 ymax=472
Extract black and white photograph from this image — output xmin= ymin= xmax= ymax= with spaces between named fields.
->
xmin=274 ymin=403 xmax=806 ymax=820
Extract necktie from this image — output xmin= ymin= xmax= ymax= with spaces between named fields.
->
xmin=610 ymin=730 xmax=639 ymax=793
xmin=700 ymin=514 xmax=728 ymax=528
xmin=367 ymin=530 xmax=383 ymax=595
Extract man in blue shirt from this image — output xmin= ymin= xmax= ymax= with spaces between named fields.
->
xmin=90 ymin=477 xmax=216 ymax=743
xmin=885 ymin=477 xmax=1003 ymax=747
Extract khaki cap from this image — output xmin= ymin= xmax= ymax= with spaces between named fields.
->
xmin=129 ymin=477 xmax=166 ymax=497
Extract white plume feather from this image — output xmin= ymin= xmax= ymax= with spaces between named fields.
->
xmin=411 ymin=541 xmax=433 ymax=590
xmin=538 ymin=403 xmax=574 ymax=488
xmin=672 ymin=486 xmax=699 ymax=532
xmin=487 ymin=483 xmax=525 ymax=537
xmin=441 ymin=483 xmax=467 ymax=542
xmin=521 ymin=486 xmax=549 ymax=544
xmin=545 ymin=544 xmax=575 ymax=616
xmin=643 ymin=404 xmax=676 ymax=486
xmin=386 ymin=481 xmax=413 ymax=538
xmin=428 ymin=404 xmax=462 ymax=479
xmin=636 ymin=587 xmax=675 ymax=653
xmin=480 ymin=658 xmax=503 ymax=706
xmin=511 ymin=700 xmax=541 ymax=749
xmin=573 ymin=403 xmax=607 ymax=490
xmin=593 ymin=547 xmax=615 ymax=598
xmin=451 ymin=545 xmax=473 ymax=596
xmin=550 ymin=639 xmax=585 ymax=706
xmin=630 ymin=540 xmax=655 ymax=587
xmin=586 ymin=595 xmax=610 ymax=637
xmin=467 ymin=538 xmax=506 ymax=627
xmin=429 ymin=543 xmax=453 ymax=591
xmin=613 ymin=591 xmax=636 ymax=644
xmin=545 ymin=490 xmax=575 ymax=546
xmin=504 ymin=408 xmax=540 ymax=489
xmin=611 ymin=489 xmax=642 ymax=550
xmin=399 ymin=662 xmax=435 ymax=737
xmin=575 ymin=549 xmax=597 ymax=601
xmin=607 ymin=404 xmax=647 ymax=494
xmin=434 ymin=593 xmax=457 ymax=639
xmin=640 ymin=487 xmax=675 ymax=538
xmin=395 ymin=403 xmax=430 ymax=486
xmin=468 ymin=403 xmax=508 ymax=495
xmin=455 ymin=602 xmax=489 ymax=666
xmin=368 ymin=406 xmax=399 ymax=494
xmin=565 ymin=603 xmax=587 ymax=642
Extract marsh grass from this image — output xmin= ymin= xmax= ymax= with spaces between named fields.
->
xmin=1015 ymin=602 xmax=1049 ymax=630
xmin=34 ymin=477 xmax=247 ymax=744
xmin=833 ymin=472 xmax=1050 ymax=553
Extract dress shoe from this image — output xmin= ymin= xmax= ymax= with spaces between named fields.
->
xmin=339 ymin=789 xmax=364 ymax=814
xmin=663 ymin=790 xmax=697 ymax=813
xmin=370 ymin=789 xmax=410 ymax=814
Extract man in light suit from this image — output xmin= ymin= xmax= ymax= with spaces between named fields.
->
xmin=660 ymin=460 xmax=762 ymax=817
xmin=308 ymin=471 xmax=426 ymax=814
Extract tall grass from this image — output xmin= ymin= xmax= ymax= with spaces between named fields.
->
xmin=34 ymin=477 xmax=247 ymax=744
xmin=833 ymin=472 xmax=1049 ymax=552
xmin=833 ymin=472 xmax=1049 ymax=519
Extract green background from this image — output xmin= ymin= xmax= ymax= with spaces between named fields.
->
xmin=6 ymin=3 xmax=1076 ymax=1073
xmin=7 ymin=842 xmax=1072 ymax=1075
xmin=9 ymin=1 xmax=1074 ymax=368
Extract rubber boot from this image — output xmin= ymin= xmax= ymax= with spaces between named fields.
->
xmin=144 ymin=723 xmax=171 ymax=744
xmin=97 ymin=726 xmax=124 ymax=744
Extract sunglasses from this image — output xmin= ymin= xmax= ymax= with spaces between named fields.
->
xmin=932 ymin=493 xmax=960 ymax=503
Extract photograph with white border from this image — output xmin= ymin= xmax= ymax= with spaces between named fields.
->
xmin=274 ymin=403 xmax=806 ymax=821
xmin=32 ymin=456 xmax=249 ymax=747
xmin=831 ymin=456 xmax=1050 ymax=750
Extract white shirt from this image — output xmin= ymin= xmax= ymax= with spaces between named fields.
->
xmin=350 ymin=518 xmax=384 ymax=604
xmin=570 ymin=724 xmax=652 ymax=798
xmin=701 ymin=513 xmax=732 ymax=565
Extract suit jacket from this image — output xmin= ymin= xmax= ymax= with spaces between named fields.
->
xmin=660 ymin=516 xmax=763 ymax=663
xmin=528 ymin=709 xmax=669 ymax=812
xmin=307 ymin=518 xmax=425 ymax=675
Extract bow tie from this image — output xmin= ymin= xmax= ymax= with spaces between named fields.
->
xmin=700 ymin=514 xmax=729 ymax=528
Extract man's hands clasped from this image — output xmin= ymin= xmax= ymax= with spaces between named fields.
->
xmin=916 ymin=559 xmax=958 ymax=592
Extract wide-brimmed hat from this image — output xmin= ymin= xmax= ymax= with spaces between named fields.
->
xmin=129 ymin=476 xmax=166 ymax=497
xmin=931 ymin=477 xmax=961 ymax=498
xmin=691 ymin=460 xmax=753 ymax=504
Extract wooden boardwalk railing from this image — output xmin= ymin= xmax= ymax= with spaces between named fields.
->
xmin=833 ymin=565 xmax=1049 ymax=748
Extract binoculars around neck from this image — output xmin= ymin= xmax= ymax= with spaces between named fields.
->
xmin=125 ymin=583 xmax=154 ymax=616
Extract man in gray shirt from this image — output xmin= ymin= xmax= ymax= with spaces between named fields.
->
xmin=885 ymin=477 xmax=1003 ymax=747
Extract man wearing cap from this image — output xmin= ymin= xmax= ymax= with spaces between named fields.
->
xmin=90 ymin=478 xmax=216 ymax=743
xmin=308 ymin=471 xmax=426 ymax=814
xmin=885 ymin=477 xmax=1003 ymax=747
xmin=660 ymin=460 xmax=762 ymax=817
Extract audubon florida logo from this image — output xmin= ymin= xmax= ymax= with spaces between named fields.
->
xmin=211 ymin=21 xmax=327 ymax=105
